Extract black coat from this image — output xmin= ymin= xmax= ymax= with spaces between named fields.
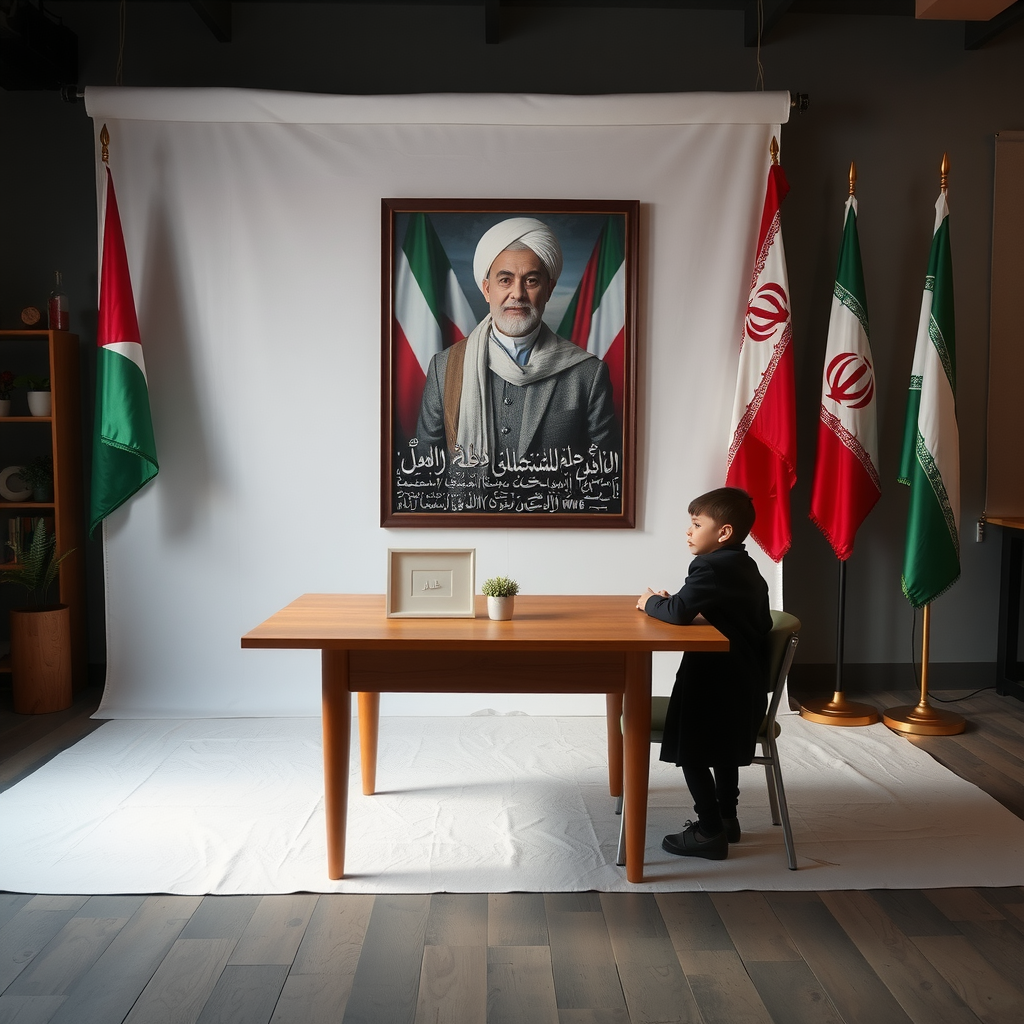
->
xmin=644 ymin=544 xmax=772 ymax=767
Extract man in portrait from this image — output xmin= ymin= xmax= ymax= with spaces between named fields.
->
xmin=414 ymin=217 xmax=620 ymax=471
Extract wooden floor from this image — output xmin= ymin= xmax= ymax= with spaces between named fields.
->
xmin=2 ymin=681 xmax=1024 ymax=1024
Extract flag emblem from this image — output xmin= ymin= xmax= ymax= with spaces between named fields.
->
xmin=745 ymin=282 xmax=790 ymax=343
xmin=825 ymin=352 xmax=875 ymax=409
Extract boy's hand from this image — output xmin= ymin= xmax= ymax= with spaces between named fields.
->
xmin=636 ymin=588 xmax=669 ymax=611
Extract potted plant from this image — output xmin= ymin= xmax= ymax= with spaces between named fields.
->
xmin=2 ymin=519 xmax=75 ymax=714
xmin=14 ymin=374 xmax=51 ymax=417
xmin=20 ymin=455 xmax=54 ymax=503
xmin=482 ymin=575 xmax=519 ymax=621
xmin=0 ymin=370 xmax=13 ymax=416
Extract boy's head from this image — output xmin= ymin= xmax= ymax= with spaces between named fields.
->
xmin=685 ymin=487 xmax=756 ymax=555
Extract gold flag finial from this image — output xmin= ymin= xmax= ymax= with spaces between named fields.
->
xmin=848 ymin=160 xmax=857 ymax=197
xmin=770 ymin=136 xmax=779 ymax=165
xmin=100 ymin=124 xmax=110 ymax=165
xmin=940 ymin=152 xmax=949 ymax=193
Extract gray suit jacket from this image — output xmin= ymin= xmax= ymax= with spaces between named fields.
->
xmin=415 ymin=326 xmax=621 ymax=459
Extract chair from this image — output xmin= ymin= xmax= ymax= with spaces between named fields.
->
xmin=616 ymin=609 xmax=801 ymax=870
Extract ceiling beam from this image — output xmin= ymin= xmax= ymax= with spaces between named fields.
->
xmin=744 ymin=0 xmax=794 ymax=47
xmin=964 ymin=0 xmax=1024 ymax=47
xmin=189 ymin=1 xmax=232 ymax=43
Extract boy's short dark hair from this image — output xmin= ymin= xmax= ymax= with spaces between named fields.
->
xmin=688 ymin=487 xmax=756 ymax=543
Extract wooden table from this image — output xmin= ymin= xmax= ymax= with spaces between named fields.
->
xmin=241 ymin=594 xmax=728 ymax=883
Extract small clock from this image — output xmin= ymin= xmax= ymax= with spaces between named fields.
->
xmin=21 ymin=306 xmax=42 ymax=327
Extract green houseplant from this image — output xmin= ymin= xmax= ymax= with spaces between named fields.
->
xmin=482 ymin=576 xmax=519 ymax=620
xmin=2 ymin=519 xmax=75 ymax=713
xmin=19 ymin=455 xmax=54 ymax=502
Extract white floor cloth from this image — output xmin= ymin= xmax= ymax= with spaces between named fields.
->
xmin=2 ymin=714 xmax=1023 ymax=895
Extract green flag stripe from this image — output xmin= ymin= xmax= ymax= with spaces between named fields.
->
xmin=833 ymin=205 xmax=869 ymax=335
xmin=901 ymin=451 xmax=960 ymax=607
xmin=897 ymin=380 xmax=921 ymax=485
xmin=593 ymin=217 xmax=625 ymax=299
xmin=925 ymin=217 xmax=956 ymax=388
xmin=90 ymin=348 xmax=158 ymax=535
xmin=402 ymin=214 xmax=453 ymax=327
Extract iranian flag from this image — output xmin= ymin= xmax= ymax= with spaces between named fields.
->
xmin=809 ymin=195 xmax=881 ymax=560
xmin=393 ymin=213 xmax=476 ymax=440
xmin=89 ymin=165 xmax=158 ymax=536
xmin=726 ymin=153 xmax=797 ymax=562
xmin=899 ymin=190 xmax=960 ymax=607
xmin=558 ymin=216 xmax=626 ymax=419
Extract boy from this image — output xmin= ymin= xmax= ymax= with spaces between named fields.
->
xmin=637 ymin=487 xmax=772 ymax=861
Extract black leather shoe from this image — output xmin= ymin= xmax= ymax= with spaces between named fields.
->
xmin=723 ymin=817 xmax=741 ymax=843
xmin=662 ymin=820 xmax=728 ymax=860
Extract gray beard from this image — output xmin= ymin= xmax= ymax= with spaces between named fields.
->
xmin=493 ymin=303 xmax=541 ymax=337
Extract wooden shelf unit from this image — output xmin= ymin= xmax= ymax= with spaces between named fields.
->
xmin=0 ymin=330 xmax=87 ymax=689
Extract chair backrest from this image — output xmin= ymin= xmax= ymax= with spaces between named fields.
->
xmin=765 ymin=610 xmax=801 ymax=724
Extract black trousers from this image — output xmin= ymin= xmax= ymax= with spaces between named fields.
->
xmin=680 ymin=763 xmax=740 ymax=833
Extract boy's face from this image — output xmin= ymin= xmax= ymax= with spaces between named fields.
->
xmin=686 ymin=513 xmax=733 ymax=556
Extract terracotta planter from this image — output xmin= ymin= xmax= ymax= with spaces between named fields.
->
xmin=10 ymin=604 xmax=72 ymax=714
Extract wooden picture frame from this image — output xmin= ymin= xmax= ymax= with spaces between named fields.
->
xmin=386 ymin=548 xmax=477 ymax=618
xmin=381 ymin=199 xmax=638 ymax=529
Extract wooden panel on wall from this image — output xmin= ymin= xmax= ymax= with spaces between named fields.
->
xmin=986 ymin=131 xmax=1024 ymax=518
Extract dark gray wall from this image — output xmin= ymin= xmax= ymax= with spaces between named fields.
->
xmin=1 ymin=3 xmax=1022 ymax=668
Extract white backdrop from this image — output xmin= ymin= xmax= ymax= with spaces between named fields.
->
xmin=84 ymin=88 xmax=789 ymax=718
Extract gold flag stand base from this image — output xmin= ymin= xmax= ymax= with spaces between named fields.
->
xmin=801 ymin=692 xmax=879 ymax=727
xmin=883 ymin=700 xmax=965 ymax=736
xmin=801 ymin=561 xmax=879 ymax=727
xmin=883 ymin=602 xmax=966 ymax=737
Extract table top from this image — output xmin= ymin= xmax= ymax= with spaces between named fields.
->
xmin=241 ymin=593 xmax=729 ymax=653
xmin=986 ymin=516 xmax=1024 ymax=531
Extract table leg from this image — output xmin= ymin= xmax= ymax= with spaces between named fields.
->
xmin=622 ymin=651 xmax=652 ymax=883
xmin=358 ymin=691 xmax=380 ymax=795
xmin=605 ymin=693 xmax=623 ymax=799
xmin=321 ymin=649 xmax=351 ymax=880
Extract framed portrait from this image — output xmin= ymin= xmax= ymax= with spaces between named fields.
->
xmin=386 ymin=548 xmax=477 ymax=618
xmin=381 ymin=199 xmax=638 ymax=529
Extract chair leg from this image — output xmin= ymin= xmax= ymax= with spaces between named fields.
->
xmin=615 ymin=799 xmax=627 ymax=866
xmin=769 ymin=754 xmax=798 ymax=871
xmin=614 ymin=794 xmax=623 ymax=815
xmin=762 ymin=753 xmax=781 ymax=825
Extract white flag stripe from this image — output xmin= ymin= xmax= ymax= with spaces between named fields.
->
xmin=586 ymin=261 xmax=626 ymax=359
xmin=444 ymin=268 xmax=477 ymax=339
xmin=822 ymin=293 xmax=877 ymax=459
xmin=394 ymin=246 xmax=443 ymax=374
xmin=915 ymin=285 xmax=960 ymax=531
xmin=104 ymin=341 xmax=149 ymax=383
xmin=730 ymin=224 xmax=789 ymax=445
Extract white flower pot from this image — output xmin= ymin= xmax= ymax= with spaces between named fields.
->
xmin=487 ymin=596 xmax=515 ymax=621
xmin=27 ymin=391 xmax=51 ymax=417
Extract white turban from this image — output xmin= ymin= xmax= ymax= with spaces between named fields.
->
xmin=473 ymin=217 xmax=563 ymax=294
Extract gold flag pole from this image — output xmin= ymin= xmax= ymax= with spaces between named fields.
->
xmin=883 ymin=603 xmax=965 ymax=735
xmin=801 ymin=161 xmax=879 ymax=728
xmin=100 ymin=124 xmax=110 ymax=164
xmin=883 ymin=153 xmax=964 ymax=738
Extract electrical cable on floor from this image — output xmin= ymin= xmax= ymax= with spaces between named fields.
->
xmin=909 ymin=606 xmax=995 ymax=703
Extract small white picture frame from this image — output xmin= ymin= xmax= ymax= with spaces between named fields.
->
xmin=386 ymin=548 xmax=476 ymax=618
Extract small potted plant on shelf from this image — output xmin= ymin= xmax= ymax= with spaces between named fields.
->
xmin=2 ymin=519 xmax=75 ymax=714
xmin=20 ymin=455 xmax=54 ymax=503
xmin=0 ymin=370 xmax=14 ymax=416
xmin=14 ymin=375 xmax=51 ymax=417
xmin=482 ymin=575 xmax=520 ymax=621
